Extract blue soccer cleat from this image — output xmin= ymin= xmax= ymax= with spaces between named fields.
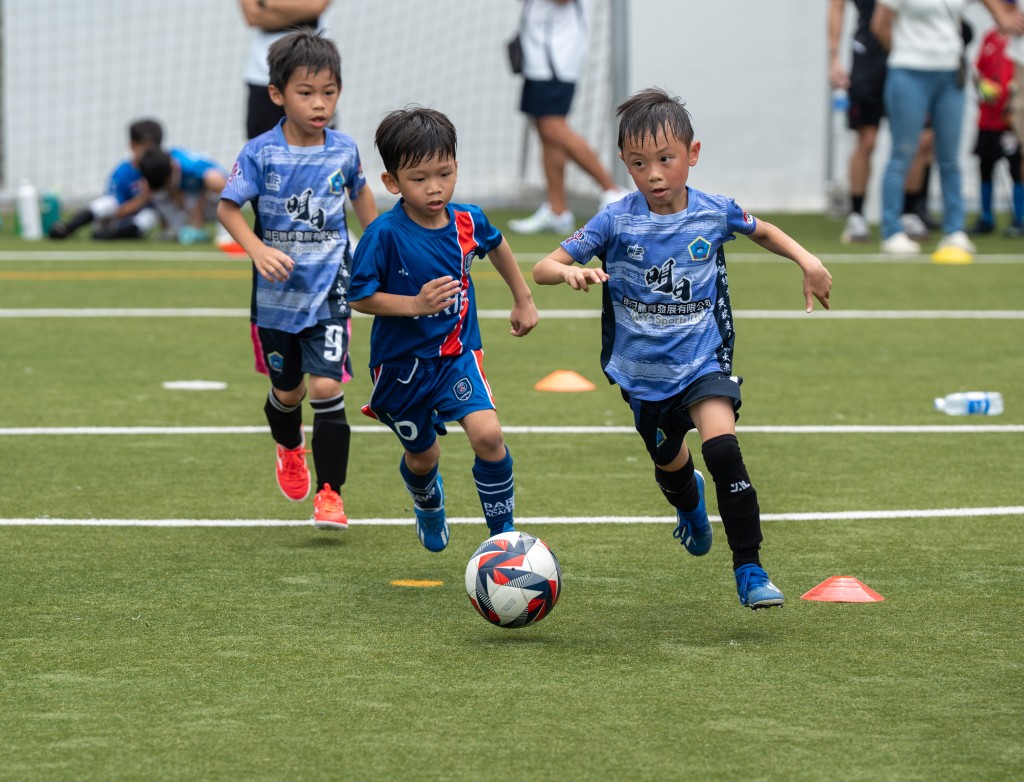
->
xmin=672 ymin=470 xmax=712 ymax=556
xmin=490 ymin=521 xmax=516 ymax=535
xmin=735 ymin=563 xmax=785 ymax=610
xmin=414 ymin=474 xmax=449 ymax=552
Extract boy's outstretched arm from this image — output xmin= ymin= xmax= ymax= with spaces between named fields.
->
xmin=533 ymin=247 xmax=609 ymax=292
xmin=349 ymin=186 xmax=378 ymax=232
xmin=487 ymin=238 xmax=539 ymax=337
xmin=216 ymin=199 xmax=295 ymax=282
xmin=748 ymin=220 xmax=832 ymax=312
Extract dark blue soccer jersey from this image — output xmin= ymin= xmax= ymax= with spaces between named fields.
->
xmin=348 ymin=200 xmax=502 ymax=366
xmin=560 ymin=187 xmax=756 ymax=401
xmin=105 ymin=160 xmax=144 ymax=204
xmin=221 ymin=120 xmax=367 ymax=333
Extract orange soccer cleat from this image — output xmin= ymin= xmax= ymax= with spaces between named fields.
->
xmin=313 ymin=484 xmax=348 ymax=531
xmin=275 ymin=441 xmax=311 ymax=502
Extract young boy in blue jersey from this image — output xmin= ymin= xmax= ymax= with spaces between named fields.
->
xmin=533 ymin=88 xmax=832 ymax=609
xmin=48 ymin=118 xmax=163 ymax=240
xmin=218 ymin=29 xmax=377 ymax=529
xmin=348 ymin=107 xmax=539 ymax=553
xmin=141 ymin=146 xmax=231 ymax=245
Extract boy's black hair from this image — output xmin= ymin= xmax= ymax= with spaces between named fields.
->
xmin=375 ymin=107 xmax=457 ymax=177
xmin=267 ymin=29 xmax=342 ymax=92
xmin=616 ymin=87 xmax=694 ymax=150
xmin=129 ymin=118 xmax=163 ymax=147
xmin=138 ymin=148 xmax=173 ymax=190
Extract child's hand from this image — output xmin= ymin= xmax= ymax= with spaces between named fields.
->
xmin=415 ymin=276 xmax=461 ymax=315
xmin=509 ymin=298 xmax=539 ymax=337
xmin=803 ymin=259 xmax=832 ymax=312
xmin=564 ymin=266 xmax=609 ymax=292
xmin=252 ymin=246 xmax=295 ymax=282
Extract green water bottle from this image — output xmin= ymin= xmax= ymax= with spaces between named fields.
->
xmin=40 ymin=190 xmax=62 ymax=236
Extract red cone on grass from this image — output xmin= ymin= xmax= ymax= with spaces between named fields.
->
xmin=801 ymin=576 xmax=884 ymax=603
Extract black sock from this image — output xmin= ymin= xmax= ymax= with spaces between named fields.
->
xmin=850 ymin=195 xmax=865 ymax=215
xmin=701 ymin=434 xmax=762 ymax=569
xmin=64 ymin=209 xmax=95 ymax=233
xmin=264 ymin=389 xmax=303 ymax=450
xmin=310 ymin=394 xmax=350 ymax=492
xmin=654 ymin=453 xmax=699 ymax=512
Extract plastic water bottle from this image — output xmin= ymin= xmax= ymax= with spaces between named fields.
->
xmin=16 ymin=180 xmax=42 ymax=240
xmin=40 ymin=190 xmax=62 ymax=236
xmin=933 ymin=392 xmax=1004 ymax=416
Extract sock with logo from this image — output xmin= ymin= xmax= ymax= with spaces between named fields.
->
xmin=399 ymin=456 xmax=442 ymax=511
xmin=702 ymin=434 xmax=762 ymax=569
xmin=473 ymin=448 xmax=515 ymax=534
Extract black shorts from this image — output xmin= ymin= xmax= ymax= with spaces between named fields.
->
xmin=974 ymin=128 xmax=1022 ymax=165
xmin=255 ymin=317 xmax=353 ymax=391
xmin=625 ymin=372 xmax=743 ymax=465
xmin=848 ymin=52 xmax=887 ymax=129
xmin=520 ymin=78 xmax=576 ymax=118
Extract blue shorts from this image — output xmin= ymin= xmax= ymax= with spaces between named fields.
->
xmin=255 ymin=317 xmax=353 ymax=391
xmin=361 ymin=350 xmax=495 ymax=454
xmin=626 ymin=372 xmax=743 ymax=465
xmin=520 ymin=78 xmax=575 ymax=118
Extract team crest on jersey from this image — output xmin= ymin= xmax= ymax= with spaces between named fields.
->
xmin=645 ymin=257 xmax=692 ymax=302
xmin=267 ymin=352 xmax=285 ymax=373
xmin=327 ymin=169 xmax=345 ymax=195
xmin=627 ymin=243 xmax=645 ymax=261
xmin=453 ymin=377 xmax=473 ymax=402
xmin=265 ymin=171 xmax=282 ymax=192
xmin=742 ymin=210 xmax=754 ymax=225
xmin=567 ymin=227 xmax=585 ymax=244
xmin=688 ymin=236 xmax=712 ymax=262
xmin=285 ymin=187 xmax=326 ymax=229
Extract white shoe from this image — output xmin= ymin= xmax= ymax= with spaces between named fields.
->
xmin=881 ymin=232 xmax=921 ymax=255
xmin=840 ymin=212 xmax=870 ymax=244
xmin=937 ymin=230 xmax=976 ymax=254
xmin=508 ymin=203 xmax=575 ymax=235
xmin=598 ymin=188 xmax=631 ymax=211
xmin=900 ymin=213 xmax=930 ymax=241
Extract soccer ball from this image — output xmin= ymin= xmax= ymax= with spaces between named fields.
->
xmin=465 ymin=531 xmax=561 ymax=628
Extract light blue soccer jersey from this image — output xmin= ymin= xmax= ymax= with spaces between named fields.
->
xmin=170 ymin=147 xmax=226 ymax=195
xmin=560 ymin=187 xmax=756 ymax=401
xmin=220 ymin=120 xmax=367 ymax=333
xmin=348 ymin=200 xmax=502 ymax=366
xmin=106 ymin=159 xmax=144 ymax=204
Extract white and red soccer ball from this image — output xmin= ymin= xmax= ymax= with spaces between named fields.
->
xmin=465 ymin=531 xmax=561 ymax=628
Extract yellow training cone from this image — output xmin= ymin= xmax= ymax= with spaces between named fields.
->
xmin=931 ymin=246 xmax=973 ymax=265
xmin=534 ymin=370 xmax=596 ymax=392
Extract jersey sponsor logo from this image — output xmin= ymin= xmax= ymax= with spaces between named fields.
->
xmin=567 ymin=227 xmax=585 ymax=244
xmin=453 ymin=377 xmax=473 ymax=402
xmin=644 ymin=257 xmax=692 ymax=302
xmin=627 ymin=243 xmax=645 ymax=261
xmin=285 ymin=187 xmax=326 ymax=230
xmin=742 ymin=211 xmax=754 ymax=225
xmin=688 ymin=236 xmax=712 ymax=262
xmin=265 ymin=171 xmax=282 ymax=192
xmin=327 ymin=169 xmax=345 ymax=195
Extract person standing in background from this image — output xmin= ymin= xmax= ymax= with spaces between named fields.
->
xmin=508 ymin=0 xmax=628 ymax=235
xmin=240 ymin=0 xmax=330 ymax=139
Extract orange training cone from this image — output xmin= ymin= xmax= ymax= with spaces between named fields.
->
xmin=534 ymin=370 xmax=596 ymax=392
xmin=800 ymin=576 xmax=884 ymax=603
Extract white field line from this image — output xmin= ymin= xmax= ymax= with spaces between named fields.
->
xmin=3 ymin=424 xmax=1024 ymax=436
xmin=1 ymin=250 xmax=1024 ymax=264
xmin=2 ymin=307 xmax=1023 ymax=320
xmin=2 ymin=506 xmax=1023 ymax=527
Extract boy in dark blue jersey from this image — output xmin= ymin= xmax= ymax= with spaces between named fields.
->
xmin=218 ymin=30 xmax=377 ymax=530
xmin=349 ymin=107 xmax=539 ymax=553
xmin=534 ymin=88 xmax=832 ymax=609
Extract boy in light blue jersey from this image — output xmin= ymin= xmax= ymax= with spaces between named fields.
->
xmin=534 ymin=88 xmax=832 ymax=609
xmin=349 ymin=107 xmax=538 ymax=553
xmin=218 ymin=29 xmax=377 ymax=530
xmin=142 ymin=146 xmax=231 ymax=244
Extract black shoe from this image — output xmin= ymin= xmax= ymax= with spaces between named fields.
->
xmin=967 ymin=219 xmax=995 ymax=236
xmin=48 ymin=222 xmax=70 ymax=239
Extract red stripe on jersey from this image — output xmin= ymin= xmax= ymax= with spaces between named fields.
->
xmin=471 ymin=348 xmax=495 ymax=406
xmin=439 ymin=210 xmax=476 ymax=357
